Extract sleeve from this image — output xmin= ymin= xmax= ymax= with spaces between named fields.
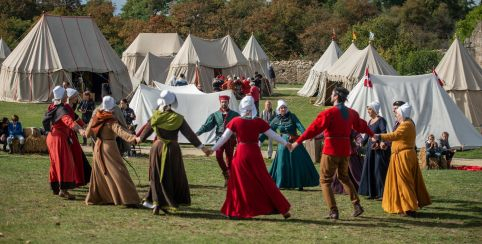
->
xmin=296 ymin=111 xmax=329 ymax=143
xmin=212 ymin=129 xmax=234 ymax=151
xmin=85 ymin=118 xmax=94 ymax=138
xmin=138 ymin=121 xmax=154 ymax=141
xmin=380 ymin=121 xmax=410 ymax=142
xmin=264 ymin=129 xmax=288 ymax=146
xmin=60 ymin=115 xmax=79 ymax=130
xmin=196 ymin=113 xmax=216 ymax=135
xmin=76 ymin=118 xmax=85 ymax=127
xmin=179 ymin=119 xmax=202 ymax=148
xmin=425 ymin=141 xmax=430 ymax=149
xmin=259 ymin=118 xmax=275 ymax=143
xmin=352 ymin=112 xmax=374 ymax=137
xmin=292 ymin=114 xmax=305 ymax=133
xmin=111 ymin=122 xmax=136 ymax=143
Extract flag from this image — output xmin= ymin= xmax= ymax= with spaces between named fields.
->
xmin=363 ymin=67 xmax=372 ymax=88
xmin=332 ymin=28 xmax=337 ymax=40
xmin=432 ymin=69 xmax=445 ymax=86
xmin=369 ymin=31 xmax=375 ymax=41
xmin=352 ymin=31 xmax=357 ymax=41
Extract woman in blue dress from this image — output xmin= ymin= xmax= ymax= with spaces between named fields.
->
xmin=260 ymin=100 xmax=319 ymax=190
xmin=358 ymin=101 xmax=390 ymax=200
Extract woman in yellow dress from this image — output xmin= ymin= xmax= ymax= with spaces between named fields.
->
xmin=373 ymin=103 xmax=431 ymax=217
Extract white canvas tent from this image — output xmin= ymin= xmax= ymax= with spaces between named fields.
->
xmin=314 ymin=43 xmax=398 ymax=106
xmin=166 ymin=34 xmax=250 ymax=93
xmin=0 ymin=38 xmax=11 ymax=65
xmin=298 ymin=40 xmax=342 ymax=97
xmin=0 ymin=15 xmax=132 ymax=102
xmin=130 ymin=84 xmax=239 ymax=144
xmin=122 ymin=33 xmax=183 ymax=80
xmin=131 ymin=52 xmax=173 ymax=88
xmin=347 ymin=73 xmax=482 ymax=148
xmin=436 ymin=38 xmax=482 ymax=127
xmin=242 ymin=34 xmax=270 ymax=79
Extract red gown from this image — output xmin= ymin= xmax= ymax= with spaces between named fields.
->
xmin=221 ymin=117 xmax=291 ymax=218
xmin=65 ymin=104 xmax=91 ymax=186
xmin=47 ymin=112 xmax=78 ymax=193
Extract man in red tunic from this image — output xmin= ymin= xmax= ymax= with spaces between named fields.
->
xmin=291 ymin=87 xmax=374 ymax=219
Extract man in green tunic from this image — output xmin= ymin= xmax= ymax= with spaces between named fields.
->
xmin=196 ymin=95 xmax=239 ymax=186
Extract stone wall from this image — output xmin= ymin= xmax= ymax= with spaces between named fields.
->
xmin=465 ymin=21 xmax=482 ymax=67
xmin=271 ymin=60 xmax=314 ymax=84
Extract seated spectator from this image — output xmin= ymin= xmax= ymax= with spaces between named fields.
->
xmin=0 ymin=117 xmax=9 ymax=151
xmin=425 ymin=134 xmax=441 ymax=166
xmin=439 ymin=131 xmax=455 ymax=168
xmin=7 ymin=115 xmax=25 ymax=154
xmin=174 ymin=74 xmax=188 ymax=86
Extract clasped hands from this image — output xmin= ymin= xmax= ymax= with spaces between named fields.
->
xmin=370 ymin=134 xmax=387 ymax=150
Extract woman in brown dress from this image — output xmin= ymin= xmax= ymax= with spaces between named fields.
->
xmin=139 ymin=90 xmax=209 ymax=215
xmin=85 ymin=96 xmax=141 ymax=207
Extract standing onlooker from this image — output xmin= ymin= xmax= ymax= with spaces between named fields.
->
xmin=62 ymin=81 xmax=70 ymax=89
xmin=268 ymin=64 xmax=276 ymax=88
xmin=175 ymin=74 xmax=188 ymax=86
xmin=119 ymin=98 xmax=136 ymax=131
xmin=0 ymin=117 xmax=9 ymax=152
xmin=78 ymin=91 xmax=95 ymax=145
xmin=7 ymin=115 xmax=25 ymax=154
xmin=249 ymin=81 xmax=260 ymax=117
xmin=439 ymin=132 xmax=455 ymax=168
xmin=261 ymin=101 xmax=276 ymax=159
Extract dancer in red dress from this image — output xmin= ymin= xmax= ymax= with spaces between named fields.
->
xmin=209 ymin=96 xmax=291 ymax=219
xmin=42 ymin=86 xmax=86 ymax=200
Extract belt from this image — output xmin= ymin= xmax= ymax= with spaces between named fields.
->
xmin=325 ymin=136 xmax=349 ymax=139
xmin=238 ymin=142 xmax=257 ymax=145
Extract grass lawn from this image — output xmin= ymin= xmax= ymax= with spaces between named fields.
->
xmin=0 ymin=152 xmax=481 ymax=243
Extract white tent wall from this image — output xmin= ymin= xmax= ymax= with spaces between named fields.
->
xmin=347 ymin=73 xmax=482 ymax=148
xmin=130 ymin=84 xmax=239 ymax=144
xmin=132 ymin=53 xmax=173 ymax=88
xmin=0 ymin=15 xmax=132 ymax=102
xmin=436 ymin=38 xmax=482 ymax=127
xmin=0 ymin=38 xmax=11 ymax=65
xmin=298 ymin=40 xmax=342 ymax=97
xmin=447 ymin=90 xmax=482 ymax=127
xmin=242 ymin=35 xmax=270 ymax=79
xmin=122 ymin=55 xmax=146 ymax=79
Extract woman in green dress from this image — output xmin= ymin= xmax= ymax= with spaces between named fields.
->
xmin=260 ymin=100 xmax=319 ymax=190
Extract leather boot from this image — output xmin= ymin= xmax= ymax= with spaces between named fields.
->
xmin=20 ymin=144 xmax=24 ymax=154
xmin=352 ymin=203 xmax=364 ymax=217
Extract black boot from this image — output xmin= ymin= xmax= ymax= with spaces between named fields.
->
xmin=20 ymin=144 xmax=24 ymax=154
xmin=2 ymin=144 xmax=6 ymax=152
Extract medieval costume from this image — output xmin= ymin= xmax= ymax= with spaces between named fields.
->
xmin=43 ymin=86 xmax=83 ymax=200
xmin=140 ymin=90 xmax=205 ymax=215
xmin=260 ymin=100 xmax=319 ymax=189
xmin=295 ymin=88 xmax=373 ymax=219
xmin=331 ymin=131 xmax=364 ymax=194
xmin=196 ymin=95 xmax=239 ymax=185
xmin=212 ymin=96 xmax=291 ymax=219
xmin=376 ymin=103 xmax=431 ymax=216
xmin=358 ymin=101 xmax=390 ymax=199
xmin=85 ymin=96 xmax=140 ymax=206
xmin=65 ymin=88 xmax=91 ymax=186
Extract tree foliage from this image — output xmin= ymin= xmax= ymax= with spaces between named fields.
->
xmin=0 ymin=0 xmax=478 ymax=75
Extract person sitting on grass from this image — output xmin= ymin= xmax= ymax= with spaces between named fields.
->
xmin=7 ymin=115 xmax=25 ymax=154
xmin=0 ymin=117 xmax=9 ymax=152
xmin=439 ymin=131 xmax=456 ymax=168
xmin=425 ymin=134 xmax=442 ymax=167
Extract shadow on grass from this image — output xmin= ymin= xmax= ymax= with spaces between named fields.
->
xmin=189 ymin=184 xmax=225 ymax=190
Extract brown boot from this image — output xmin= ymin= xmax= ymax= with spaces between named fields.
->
xmin=352 ymin=203 xmax=364 ymax=217
xmin=326 ymin=208 xmax=339 ymax=219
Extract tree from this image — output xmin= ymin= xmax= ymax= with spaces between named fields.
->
xmin=397 ymin=49 xmax=442 ymax=75
xmin=0 ymin=0 xmax=39 ymax=20
xmin=0 ymin=15 xmax=32 ymax=48
xmin=455 ymin=4 xmax=482 ymax=42
xmin=121 ymin=0 xmax=167 ymax=20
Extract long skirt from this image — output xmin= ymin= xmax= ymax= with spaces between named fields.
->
xmin=222 ymin=143 xmax=291 ymax=218
xmin=269 ymin=135 xmax=319 ymax=188
xmin=143 ymin=140 xmax=191 ymax=208
xmin=358 ymin=146 xmax=390 ymax=198
xmin=85 ymin=139 xmax=140 ymax=205
xmin=47 ymin=128 xmax=76 ymax=193
xmin=70 ymin=131 xmax=91 ymax=186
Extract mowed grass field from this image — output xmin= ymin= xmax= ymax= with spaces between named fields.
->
xmin=0 ymin=85 xmax=481 ymax=242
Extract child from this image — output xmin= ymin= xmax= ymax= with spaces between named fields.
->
xmin=439 ymin=132 xmax=455 ymax=168
xmin=7 ymin=115 xmax=25 ymax=154
xmin=425 ymin=134 xmax=441 ymax=167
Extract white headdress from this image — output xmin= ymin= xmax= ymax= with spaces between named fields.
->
xmin=367 ymin=101 xmax=380 ymax=115
xmin=101 ymin=96 xmax=116 ymax=111
xmin=157 ymin=90 xmax=176 ymax=107
xmin=397 ymin=103 xmax=412 ymax=119
xmin=276 ymin=99 xmax=288 ymax=115
xmin=239 ymin=96 xmax=257 ymax=118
